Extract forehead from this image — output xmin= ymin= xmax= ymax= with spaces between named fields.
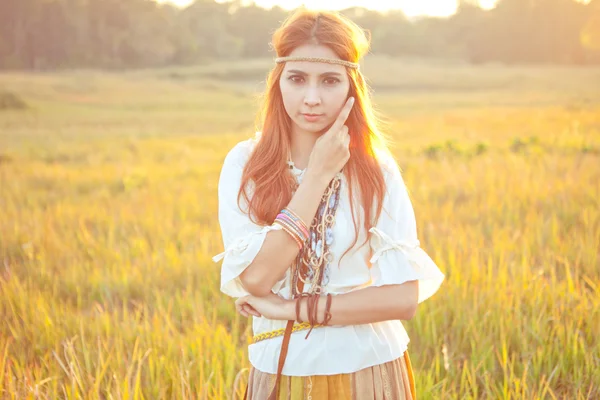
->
xmin=282 ymin=44 xmax=347 ymax=75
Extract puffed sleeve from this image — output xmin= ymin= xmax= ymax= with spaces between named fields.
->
xmin=212 ymin=140 xmax=287 ymax=298
xmin=368 ymin=155 xmax=445 ymax=304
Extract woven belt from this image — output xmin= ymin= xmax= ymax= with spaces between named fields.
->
xmin=251 ymin=322 xmax=325 ymax=344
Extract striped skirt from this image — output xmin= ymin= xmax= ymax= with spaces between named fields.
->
xmin=236 ymin=351 xmax=416 ymax=400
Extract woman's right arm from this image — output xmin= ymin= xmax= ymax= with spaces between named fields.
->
xmin=239 ymin=171 xmax=331 ymax=297
xmin=239 ymin=97 xmax=356 ymax=297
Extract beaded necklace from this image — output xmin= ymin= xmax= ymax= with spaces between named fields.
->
xmin=287 ymin=161 xmax=342 ymax=298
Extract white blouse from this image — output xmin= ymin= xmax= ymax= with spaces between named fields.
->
xmin=212 ymin=137 xmax=445 ymax=376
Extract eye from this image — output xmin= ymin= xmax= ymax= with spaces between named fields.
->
xmin=288 ymin=75 xmax=304 ymax=83
xmin=324 ymin=77 xmax=340 ymax=85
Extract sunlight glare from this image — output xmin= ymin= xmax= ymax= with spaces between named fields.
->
xmin=155 ymin=0 xmax=501 ymax=16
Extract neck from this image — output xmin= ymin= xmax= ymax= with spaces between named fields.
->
xmin=289 ymin=123 xmax=327 ymax=170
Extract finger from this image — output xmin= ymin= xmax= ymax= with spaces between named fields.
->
xmin=331 ymin=97 xmax=355 ymax=132
xmin=235 ymin=295 xmax=248 ymax=305
xmin=248 ymin=304 xmax=261 ymax=317
xmin=342 ymin=132 xmax=350 ymax=148
xmin=235 ymin=302 xmax=243 ymax=315
xmin=335 ymin=125 xmax=349 ymax=146
xmin=238 ymin=302 xmax=248 ymax=316
xmin=235 ymin=296 xmax=249 ymax=315
xmin=234 ymin=298 xmax=240 ymax=309
xmin=242 ymin=304 xmax=259 ymax=317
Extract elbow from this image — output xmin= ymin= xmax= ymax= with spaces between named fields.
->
xmin=239 ymin=265 xmax=272 ymax=297
xmin=246 ymin=282 xmax=272 ymax=298
xmin=402 ymin=302 xmax=418 ymax=320
xmin=397 ymin=280 xmax=418 ymax=320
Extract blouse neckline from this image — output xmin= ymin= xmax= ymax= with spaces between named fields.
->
xmin=287 ymin=160 xmax=306 ymax=177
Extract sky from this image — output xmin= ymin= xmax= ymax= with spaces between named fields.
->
xmin=155 ymin=0 xmax=499 ymax=17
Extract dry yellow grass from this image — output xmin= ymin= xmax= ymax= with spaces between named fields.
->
xmin=0 ymin=56 xmax=599 ymax=399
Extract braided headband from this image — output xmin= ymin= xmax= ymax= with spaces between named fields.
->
xmin=275 ymin=56 xmax=359 ymax=69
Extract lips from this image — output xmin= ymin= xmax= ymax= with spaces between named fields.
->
xmin=302 ymin=113 xmax=324 ymax=122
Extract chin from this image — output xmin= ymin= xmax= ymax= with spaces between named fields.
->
xmin=304 ymin=125 xmax=325 ymax=134
xmin=297 ymin=120 xmax=330 ymax=134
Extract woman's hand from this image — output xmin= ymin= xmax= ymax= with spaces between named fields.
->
xmin=305 ymin=96 xmax=354 ymax=183
xmin=235 ymin=292 xmax=294 ymax=321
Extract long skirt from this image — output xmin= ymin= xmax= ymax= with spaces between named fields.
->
xmin=238 ymin=350 xmax=416 ymax=400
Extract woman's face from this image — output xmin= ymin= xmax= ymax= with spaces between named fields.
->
xmin=279 ymin=44 xmax=351 ymax=135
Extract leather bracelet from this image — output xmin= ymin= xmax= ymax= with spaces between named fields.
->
xmin=295 ymin=293 xmax=310 ymax=323
xmin=295 ymin=296 xmax=303 ymax=323
xmin=295 ymin=293 xmax=333 ymax=338
xmin=311 ymin=295 xmax=320 ymax=325
xmin=321 ymin=293 xmax=332 ymax=326
xmin=304 ymin=294 xmax=321 ymax=339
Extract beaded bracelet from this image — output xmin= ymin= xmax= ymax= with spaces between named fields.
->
xmin=280 ymin=208 xmax=309 ymax=237
xmin=277 ymin=208 xmax=309 ymax=239
xmin=274 ymin=217 xmax=305 ymax=245
xmin=272 ymin=207 xmax=309 ymax=250
xmin=276 ymin=213 xmax=307 ymax=240
xmin=277 ymin=214 xmax=308 ymax=240
xmin=273 ymin=219 xmax=303 ymax=249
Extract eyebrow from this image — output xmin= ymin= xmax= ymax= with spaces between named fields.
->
xmin=286 ymin=69 xmax=343 ymax=77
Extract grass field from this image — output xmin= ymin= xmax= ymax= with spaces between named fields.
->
xmin=1 ymin=56 xmax=599 ymax=399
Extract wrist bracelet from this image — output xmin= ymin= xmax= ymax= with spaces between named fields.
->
xmin=273 ymin=220 xmax=303 ymax=249
xmin=281 ymin=208 xmax=309 ymax=237
xmin=276 ymin=213 xmax=308 ymax=242
xmin=295 ymin=293 xmax=310 ymax=323
xmin=322 ymin=293 xmax=332 ymax=326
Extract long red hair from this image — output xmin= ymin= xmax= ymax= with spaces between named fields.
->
xmin=238 ymin=9 xmax=393 ymax=264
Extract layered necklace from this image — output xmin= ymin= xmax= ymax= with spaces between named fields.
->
xmin=287 ymin=157 xmax=342 ymax=297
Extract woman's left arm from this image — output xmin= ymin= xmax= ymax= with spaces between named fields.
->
xmin=236 ymin=282 xmax=418 ymax=323
xmin=284 ymin=282 xmax=418 ymax=324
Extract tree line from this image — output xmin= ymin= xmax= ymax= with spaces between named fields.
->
xmin=0 ymin=0 xmax=599 ymax=70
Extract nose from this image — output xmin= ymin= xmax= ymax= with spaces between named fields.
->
xmin=303 ymin=86 xmax=321 ymax=107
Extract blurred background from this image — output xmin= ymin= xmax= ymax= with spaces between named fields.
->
xmin=0 ymin=0 xmax=599 ymax=399
xmin=1 ymin=0 xmax=600 ymax=68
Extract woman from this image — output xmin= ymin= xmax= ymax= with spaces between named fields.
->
xmin=212 ymin=9 xmax=445 ymax=400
